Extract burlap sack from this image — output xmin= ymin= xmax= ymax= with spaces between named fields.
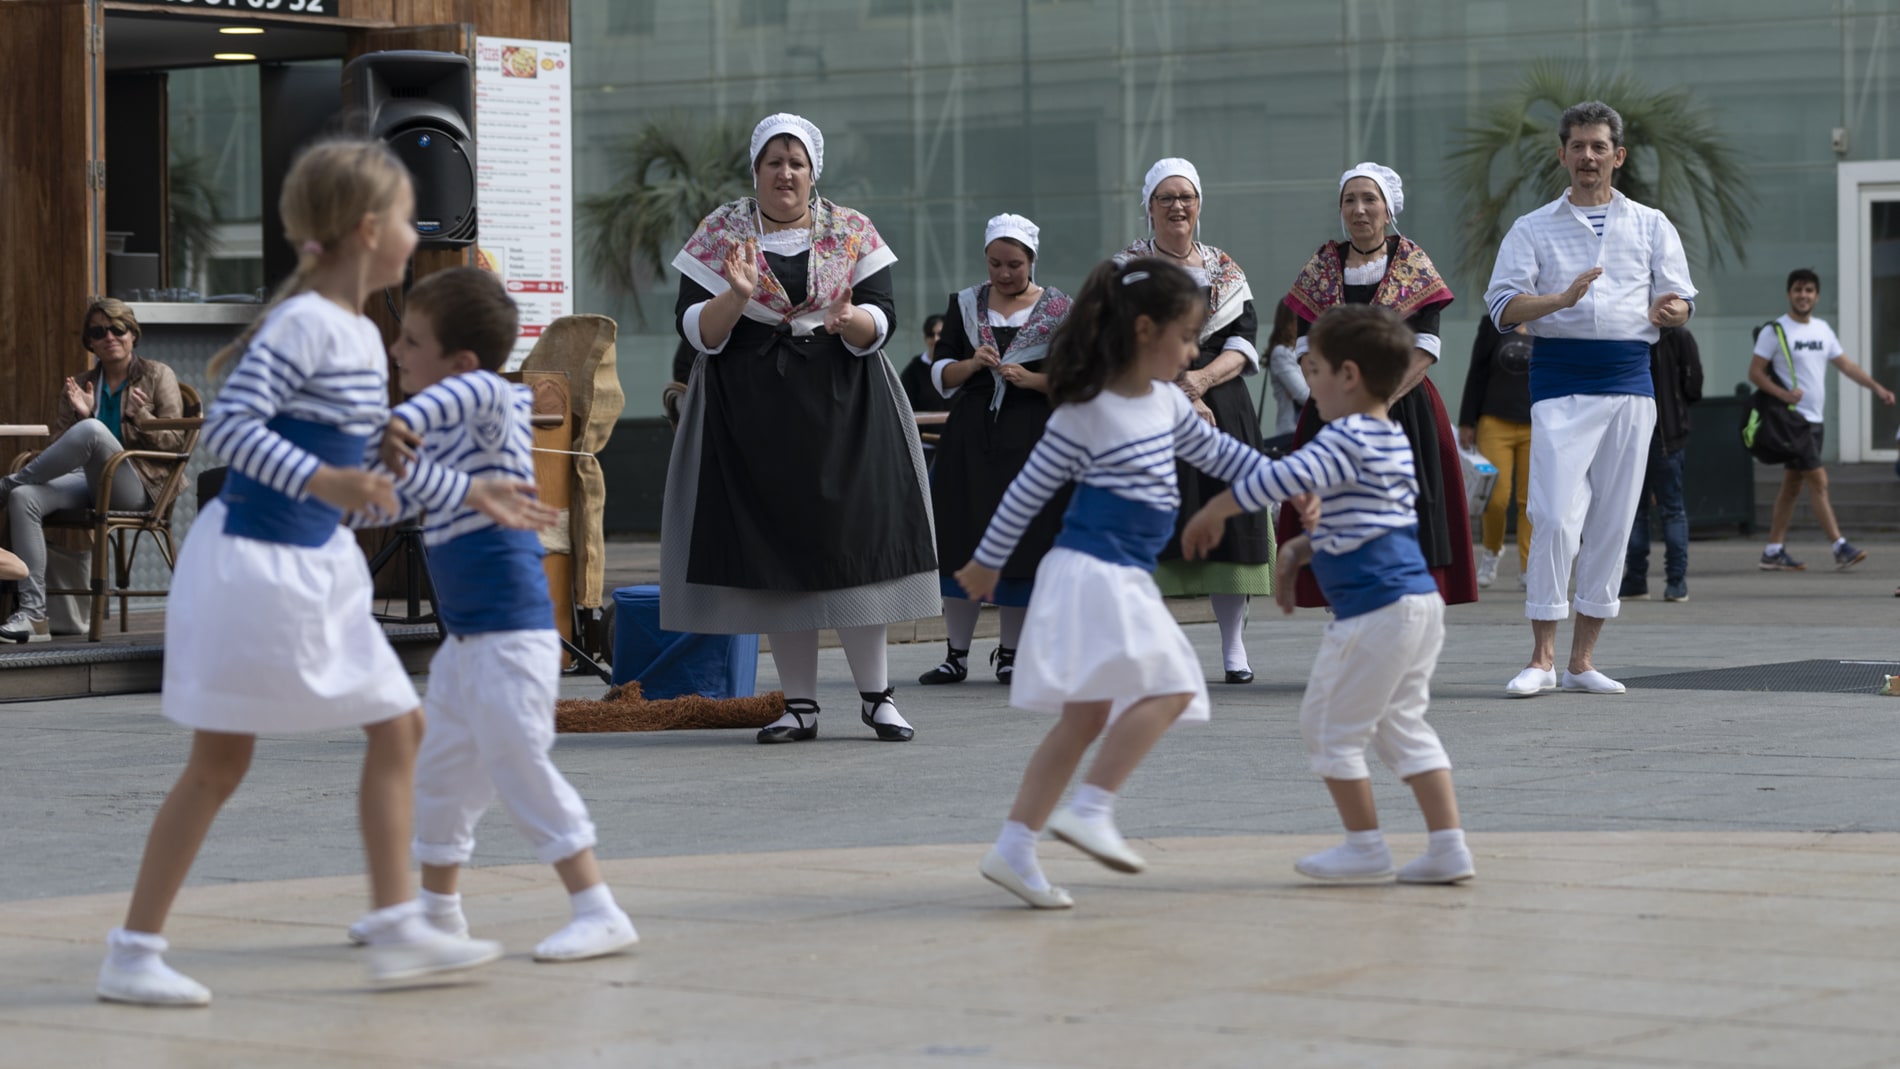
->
xmin=521 ymin=315 xmax=623 ymax=609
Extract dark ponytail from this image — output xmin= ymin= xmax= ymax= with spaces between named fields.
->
xmin=1045 ymin=256 xmax=1202 ymax=407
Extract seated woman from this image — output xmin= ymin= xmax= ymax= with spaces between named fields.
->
xmin=0 ymin=298 xmax=185 ymax=641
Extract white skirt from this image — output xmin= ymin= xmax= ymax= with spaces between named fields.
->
xmin=1011 ymin=548 xmax=1210 ymax=725
xmin=162 ymin=499 xmax=421 ymax=734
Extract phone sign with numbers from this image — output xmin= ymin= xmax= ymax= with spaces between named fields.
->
xmin=115 ymin=0 xmax=337 ymax=16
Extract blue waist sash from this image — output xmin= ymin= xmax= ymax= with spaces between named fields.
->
xmin=1309 ymin=526 xmax=1439 ymax=620
xmin=1052 ymin=484 xmax=1176 ymax=571
xmin=221 ymin=416 xmax=368 ymax=547
xmin=425 ymin=526 xmax=554 ymax=636
xmin=1529 ymin=337 xmax=1652 ymax=403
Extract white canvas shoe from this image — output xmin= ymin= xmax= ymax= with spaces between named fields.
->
xmin=1295 ymin=843 xmax=1396 ymax=884
xmin=1562 ymin=669 xmax=1626 ymax=694
xmin=1046 ymin=808 xmax=1146 ymax=873
xmin=1476 ymin=548 xmax=1500 ymax=589
xmin=533 ymin=910 xmax=639 ymax=962
xmin=348 ymin=905 xmax=468 ymax=945
xmin=369 ymin=929 xmax=502 ymax=983
xmin=97 ymin=956 xmax=211 ymax=1007
xmin=979 ymin=848 xmax=1073 ymax=909
xmin=1397 ymin=845 xmax=1477 ymax=884
xmin=1505 ymin=666 xmax=1558 ymax=697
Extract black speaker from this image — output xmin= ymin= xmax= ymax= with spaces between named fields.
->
xmin=342 ymin=50 xmax=477 ymax=249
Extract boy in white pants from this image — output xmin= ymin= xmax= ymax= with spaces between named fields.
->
xmin=1186 ymin=303 xmax=1472 ymax=884
xmin=348 ymin=267 xmax=638 ymax=961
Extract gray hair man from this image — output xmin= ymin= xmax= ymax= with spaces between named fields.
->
xmin=1482 ymin=101 xmax=1697 ymax=697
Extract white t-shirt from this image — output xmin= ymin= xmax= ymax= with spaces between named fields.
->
xmin=1752 ymin=314 xmax=1843 ymax=425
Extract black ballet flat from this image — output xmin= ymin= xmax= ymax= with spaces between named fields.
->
xmin=859 ymin=688 xmax=915 ymax=742
xmin=1224 ymin=669 xmax=1255 ymax=685
xmin=918 ymin=644 xmax=970 ymax=685
xmin=991 ymin=646 xmax=1016 ymax=685
xmin=758 ymin=699 xmax=819 ymax=744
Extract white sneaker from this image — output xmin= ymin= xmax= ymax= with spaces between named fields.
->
xmin=533 ymin=910 xmax=639 ymax=962
xmin=1505 ymin=666 xmax=1558 ymax=697
xmin=1397 ymin=845 xmax=1477 ymax=884
xmin=1476 ymin=548 xmax=1499 ymax=589
xmin=96 ymin=955 xmax=211 ymax=1007
xmin=0 ymin=610 xmax=50 ymax=643
xmin=1046 ymin=807 xmax=1146 ymax=873
xmin=348 ymin=906 xmax=467 ymax=946
xmin=1295 ymin=842 xmax=1395 ymax=884
xmin=369 ymin=929 xmax=503 ymax=983
xmin=1562 ymin=669 xmax=1626 ymax=694
xmin=978 ymin=847 xmax=1074 ymax=909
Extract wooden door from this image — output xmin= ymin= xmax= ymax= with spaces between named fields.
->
xmin=0 ymin=0 xmax=102 ymax=468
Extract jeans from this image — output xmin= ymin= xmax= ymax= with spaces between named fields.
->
xmin=1625 ymin=439 xmax=1687 ymax=585
xmin=3 ymin=420 xmax=149 ymax=616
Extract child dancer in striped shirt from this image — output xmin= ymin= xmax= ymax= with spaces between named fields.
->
xmin=345 ymin=267 xmax=639 ymax=962
xmin=956 ymin=258 xmax=1270 ymax=908
xmin=97 ymin=142 xmax=537 ymax=1005
xmin=1184 ymin=304 xmax=1474 ymax=885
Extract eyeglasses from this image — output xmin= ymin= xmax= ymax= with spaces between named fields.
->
xmin=1152 ymin=194 xmax=1200 ymax=209
xmin=85 ymin=324 xmax=130 ymax=341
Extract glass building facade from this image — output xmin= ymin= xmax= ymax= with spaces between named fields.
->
xmin=573 ymin=0 xmax=1900 ymax=458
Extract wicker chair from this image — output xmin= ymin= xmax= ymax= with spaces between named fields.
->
xmin=9 ymin=384 xmax=204 ymax=640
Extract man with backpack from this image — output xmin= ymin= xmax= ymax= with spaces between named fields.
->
xmin=1752 ymin=268 xmax=1894 ymax=572
xmin=1621 ymin=326 xmax=1703 ymax=601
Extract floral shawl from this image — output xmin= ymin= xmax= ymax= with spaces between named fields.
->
xmin=1117 ymin=238 xmax=1252 ymax=342
xmin=672 ymin=196 xmax=896 ymax=333
xmin=1283 ymin=236 xmax=1454 ymax=324
xmin=955 ymin=283 xmax=1072 ymax=411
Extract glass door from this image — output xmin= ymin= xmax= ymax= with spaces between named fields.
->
xmin=1867 ymin=195 xmax=1900 ymax=456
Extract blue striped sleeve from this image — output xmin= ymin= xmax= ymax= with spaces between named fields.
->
xmin=394 ymin=452 xmax=472 ymax=515
xmin=973 ymin=423 xmax=1086 ymax=569
xmin=1171 ymin=407 xmax=1269 ymax=495
xmin=203 ymin=339 xmax=323 ymax=499
xmin=1230 ymin=427 xmax=1358 ymax=513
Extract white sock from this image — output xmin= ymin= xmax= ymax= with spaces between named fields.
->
xmin=1765 ymin=542 xmax=1783 ymax=555
xmin=1069 ymin=783 xmax=1115 ymax=823
xmin=766 ymin=630 xmax=820 ymax=702
xmin=860 ymin=690 xmax=912 ymax=729
xmin=837 ymin=624 xmax=890 ymax=693
xmin=570 ymin=882 xmax=618 ymax=919
xmin=358 ymin=899 xmax=430 ymax=947
xmin=1211 ymin=594 xmax=1249 ymax=673
xmin=1834 ymin=536 xmax=1848 ymax=550
xmin=1427 ymin=828 xmax=1466 ymax=853
xmin=1344 ymin=828 xmax=1386 ymax=852
xmin=104 ymin=927 xmax=167 ymax=971
xmin=994 ymin=820 xmax=1050 ymax=892
xmin=419 ymin=888 xmax=461 ymax=914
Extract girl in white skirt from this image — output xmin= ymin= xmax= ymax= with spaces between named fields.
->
xmin=97 ymin=141 xmax=513 ymax=1006
xmin=955 ymin=258 xmax=1275 ymax=909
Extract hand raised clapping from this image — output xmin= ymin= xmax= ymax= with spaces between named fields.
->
xmin=724 ymin=238 xmax=760 ymax=300
xmin=824 ymin=287 xmax=858 ymax=335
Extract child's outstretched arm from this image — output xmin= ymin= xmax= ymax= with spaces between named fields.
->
xmin=1182 ymin=490 xmax=1243 ymax=560
xmin=1273 ymin=534 xmax=1314 ymax=614
xmin=961 ymin=410 xmax=1089 ymax=599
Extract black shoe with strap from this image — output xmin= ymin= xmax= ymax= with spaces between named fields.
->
xmin=917 ymin=644 xmax=969 ymax=685
xmin=991 ymin=646 xmax=1016 ymax=684
xmin=757 ymin=698 xmax=819 ymax=744
xmin=860 ymin=688 xmax=915 ymax=742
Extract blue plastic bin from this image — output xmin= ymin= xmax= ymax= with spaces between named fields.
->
xmin=610 ymin=585 xmax=759 ymax=699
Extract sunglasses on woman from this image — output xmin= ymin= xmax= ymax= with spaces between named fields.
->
xmin=85 ymin=324 xmax=130 ymax=341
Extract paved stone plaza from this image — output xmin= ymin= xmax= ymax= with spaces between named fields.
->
xmin=4 ymin=539 xmax=1900 ymax=1067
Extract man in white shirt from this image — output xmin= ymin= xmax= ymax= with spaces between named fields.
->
xmin=1751 ymin=268 xmax=1894 ymax=572
xmin=1483 ymin=101 xmax=1696 ymax=699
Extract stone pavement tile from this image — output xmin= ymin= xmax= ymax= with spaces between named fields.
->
xmin=1584 ymin=1020 xmax=1900 ymax=1068
xmin=0 ymin=1018 xmax=418 ymax=1069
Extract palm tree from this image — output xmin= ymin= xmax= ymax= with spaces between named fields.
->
xmin=578 ymin=116 xmax=752 ymax=323
xmin=1449 ymin=59 xmax=1756 ymax=284
xmin=167 ymin=151 xmax=221 ymax=290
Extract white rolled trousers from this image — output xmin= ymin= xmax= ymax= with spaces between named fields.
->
xmin=1525 ymin=393 xmax=1657 ymax=621
xmin=413 ymin=630 xmax=598 ymax=867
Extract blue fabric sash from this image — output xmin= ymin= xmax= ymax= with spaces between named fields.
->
xmin=1309 ymin=526 xmax=1439 ymax=620
xmin=221 ymin=416 xmax=367 ymax=547
xmin=425 ymin=526 xmax=553 ymax=636
xmin=1052 ymin=484 xmax=1176 ymax=571
xmin=1529 ymin=337 xmax=1652 ymax=403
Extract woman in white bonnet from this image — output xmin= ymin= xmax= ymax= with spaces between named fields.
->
xmin=1277 ymin=161 xmax=1478 ymax=608
xmin=663 ymin=113 xmax=938 ymax=745
xmin=918 ymin=213 xmax=1072 ymax=688
xmin=1118 ymin=157 xmax=1272 ymax=686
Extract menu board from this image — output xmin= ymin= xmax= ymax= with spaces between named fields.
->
xmin=474 ymin=36 xmax=572 ymax=369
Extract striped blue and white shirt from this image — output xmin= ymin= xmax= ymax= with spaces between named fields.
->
xmin=973 ymin=385 xmax=1260 ymax=569
xmin=1483 ymin=188 xmax=1697 ymax=346
xmin=386 ymin=370 xmax=537 ymax=547
xmin=1229 ymin=414 xmax=1418 ymax=556
xmin=202 ymin=292 xmax=391 ymax=500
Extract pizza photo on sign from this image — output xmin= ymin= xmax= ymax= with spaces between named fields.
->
xmin=502 ymin=46 xmax=538 ymax=78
